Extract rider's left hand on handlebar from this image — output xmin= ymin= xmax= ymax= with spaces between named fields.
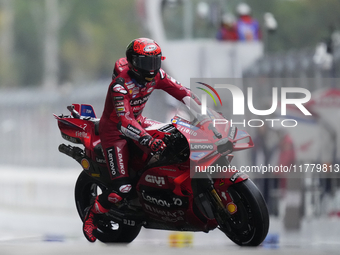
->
xmin=149 ymin=138 xmax=166 ymax=154
xmin=139 ymin=135 xmax=167 ymax=154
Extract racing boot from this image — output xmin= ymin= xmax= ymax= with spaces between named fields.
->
xmin=83 ymin=193 xmax=122 ymax=242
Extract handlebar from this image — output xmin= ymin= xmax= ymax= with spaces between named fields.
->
xmin=159 ymin=132 xmax=189 ymax=162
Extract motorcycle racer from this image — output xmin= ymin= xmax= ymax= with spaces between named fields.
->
xmin=83 ymin=38 xmax=193 ymax=242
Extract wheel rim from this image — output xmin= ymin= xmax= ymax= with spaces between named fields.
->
xmin=217 ymin=186 xmax=258 ymax=244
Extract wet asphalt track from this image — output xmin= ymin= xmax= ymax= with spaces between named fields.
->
xmin=1 ymin=208 xmax=340 ymax=255
xmin=1 ymin=240 xmax=340 ymax=255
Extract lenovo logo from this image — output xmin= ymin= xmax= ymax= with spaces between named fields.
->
xmin=190 ymin=143 xmax=214 ymax=150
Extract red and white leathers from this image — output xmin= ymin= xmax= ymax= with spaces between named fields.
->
xmin=84 ymin=62 xmax=193 ymax=243
xmin=98 ymin=67 xmax=191 ymax=193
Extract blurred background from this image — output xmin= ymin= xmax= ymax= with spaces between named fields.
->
xmin=1 ymin=0 xmax=340 ymax=252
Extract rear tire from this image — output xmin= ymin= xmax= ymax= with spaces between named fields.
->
xmin=74 ymin=171 xmax=141 ymax=243
xmin=217 ymin=179 xmax=269 ymax=246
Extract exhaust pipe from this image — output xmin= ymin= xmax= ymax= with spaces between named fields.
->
xmin=58 ymin=144 xmax=83 ymax=162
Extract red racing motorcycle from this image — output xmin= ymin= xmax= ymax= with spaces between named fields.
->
xmin=54 ymin=103 xmax=269 ymax=246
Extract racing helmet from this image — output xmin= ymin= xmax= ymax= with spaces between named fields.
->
xmin=126 ymin=38 xmax=163 ymax=82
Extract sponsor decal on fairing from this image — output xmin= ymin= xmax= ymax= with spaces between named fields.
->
xmin=230 ymin=172 xmax=247 ymax=182
xmin=190 ymin=143 xmax=214 ymax=150
xmin=177 ymin=126 xmax=197 ymax=136
xmin=145 ymin=175 xmax=165 ymax=186
xmin=144 ymin=204 xmax=185 ymax=222
xmin=158 ymin=124 xmax=176 ymax=133
xmin=228 ymin=126 xmax=236 ymax=140
xmin=81 ymin=158 xmax=90 ymax=170
xmin=142 ymin=192 xmax=170 ymax=207
xmin=95 ymin=157 xmax=106 ymax=164
xmin=191 ymin=152 xmax=209 ymax=160
xmin=75 ymin=131 xmax=89 ymax=139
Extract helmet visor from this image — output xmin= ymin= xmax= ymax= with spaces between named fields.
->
xmin=132 ymin=55 xmax=162 ymax=72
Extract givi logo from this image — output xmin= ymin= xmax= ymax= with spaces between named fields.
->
xmin=145 ymin=175 xmax=165 ymax=186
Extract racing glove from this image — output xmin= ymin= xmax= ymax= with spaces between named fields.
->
xmin=139 ymin=135 xmax=166 ymax=154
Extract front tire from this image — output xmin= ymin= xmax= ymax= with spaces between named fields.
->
xmin=217 ymin=179 xmax=269 ymax=246
xmin=74 ymin=171 xmax=141 ymax=243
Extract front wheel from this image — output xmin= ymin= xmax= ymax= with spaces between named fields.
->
xmin=74 ymin=171 xmax=141 ymax=243
xmin=217 ymin=179 xmax=269 ymax=246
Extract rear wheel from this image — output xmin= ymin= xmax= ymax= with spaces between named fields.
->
xmin=74 ymin=171 xmax=141 ymax=243
xmin=216 ymin=179 xmax=269 ymax=246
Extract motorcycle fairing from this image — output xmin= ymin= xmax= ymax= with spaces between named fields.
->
xmin=56 ymin=117 xmax=91 ymax=147
xmin=212 ymin=171 xmax=249 ymax=216
xmin=54 ymin=115 xmax=100 ymax=160
xmin=56 ymin=103 xmax=269 ymax=244
xmin=136 ymin=166 xmax=217 ymax=231
xmin=137 ymin=166 xmax=190 ymax=193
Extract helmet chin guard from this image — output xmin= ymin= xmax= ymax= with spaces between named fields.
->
xmin=128 ymin=68 xmax=156 ymax=86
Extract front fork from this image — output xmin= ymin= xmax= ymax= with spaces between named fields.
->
xmin=194 ymin=171 xmax=231 ymax=217
xmin=210 ymin=188 xmax=226 ymax=210
xmin=202 ymin=155 xmax=242 ymax=223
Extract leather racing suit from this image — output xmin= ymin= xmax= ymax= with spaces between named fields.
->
xmin=98 ymin=66 xmax=191 ymax=204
